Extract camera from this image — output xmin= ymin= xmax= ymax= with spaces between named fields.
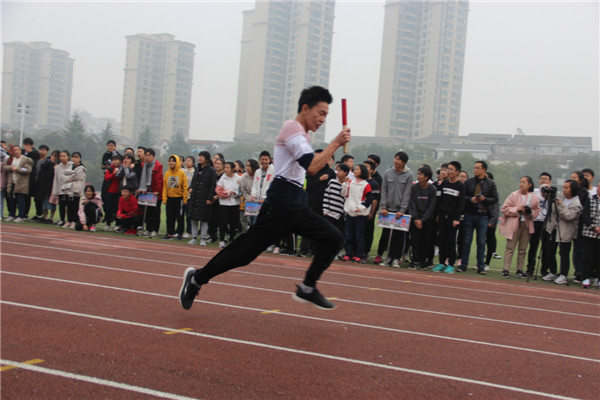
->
xmin=523 ymin=205 xmax=532 ymax=215
xmin=541 ymin=186 xmax=557 ymax=195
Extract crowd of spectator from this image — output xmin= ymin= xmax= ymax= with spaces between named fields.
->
xmin=1 ymin=138 xmax=598 ymax=289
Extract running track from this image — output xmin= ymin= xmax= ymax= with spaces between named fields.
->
xmin=1 ymin=224 xmax=599 ymax=399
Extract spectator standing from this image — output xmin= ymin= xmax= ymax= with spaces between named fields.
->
xmin=341 ymin=164 xmax=374 ymax=263
xmin=484 ymin=172 xmax=501 ymax=268
xmin=240 ymin=159 xmax=258 ymax=229
xmin=432 ymin=161 xmax=465 ymax=274
xmin=22 ymin=138 xmax=40 ymax=219
xmin=103 ymin=154 xmax=122 ymax=230
xmin=162 ymin=155 xmax=189 ymax=240
xmin=526 ymin=172 xmax=553 ymax=277
xmin=322 ymin=163 xmax=349 ymax=254
xmin=208 ymin=158 xmax=224 ymax=242
xmin=542 ymin=180 xmax=583 ymax=285
xmin=101 ymin=140 xmax=121 ymax=223
xmin=187 ymin=151 xmax=217 ymax=246
xmin=30 ymin=143 xmax=49 ymax=221
xmin=375 ymin=151 xmax=413 ymax=267
xmin=182 ymin=156 xmax=196 ymax=238
xmin=570 ymin=171 xmax=590 ymax=283
xmin=363 ymin=160 xmax=381 ymax=259
xmin=3 ymin=146 xmax=33 ymax=222
xmin=580 ymin=182 xmax=600 ymax=288
xmin=137 ymin=148 xmax=163 ymax=238
xmin=35 ymin=150 xmax=60 ymax=223
xmin=62 ymin=152 xmax=86 ymax=229
xmin=216 ymin=162 xmax=242 ymax=247
xmin=116 ymin=153 xmax=139 ymax=192
xmin=499 ymin=176 xmax=540 ymax=278
xmin=409 ymin=166 xmax=437 ymax=269
xmin=459 ymin=161 xmax=499 ymax=274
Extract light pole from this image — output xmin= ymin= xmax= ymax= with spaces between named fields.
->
xmin=17 ymin=103 xmax=30 ymax=145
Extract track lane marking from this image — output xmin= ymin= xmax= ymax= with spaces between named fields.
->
xmin=0 ymin=302 xmax=586 ymax=400
xmin=2 ymin=251 xmax=598 ymax=320
xmin=3 ymin=232 xmax=598 ymax=305
xmin=0 ymin=358 xmax=44 ymax=371
xmin=0 ymin=359 xmax=199 ymax=400
xmin=2 ymin=271 xmax=599 ymax=362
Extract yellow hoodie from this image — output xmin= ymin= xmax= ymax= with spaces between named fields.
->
xmin=163 ymin=155 xmax=188 ymax=203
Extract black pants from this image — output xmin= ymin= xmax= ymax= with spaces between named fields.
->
xmin=144 ymin=199 xmax=161 ymax=233
xmin=118 ymin=214 xmax=142 ymax=230
xmin=208 ymin=202 xmax=220 ymax=241
xmin=324 ymin=215 xmax=345 ymax=254
xmin=438 ymin=214 xmax=458 ymax=266
xmin=59 ymin=195 xmax=79 ymax=223
xmin=377 ymin=226 xmax=406 ymax=260
xmin=104 ymin=192 xmax=120 ymax=226
xmin=485 ymin=225 xmax=497 ymax=265
xmin=218 ymin=205 xmax=239 ymax=242
xmin=527 ymin=221 xmax=551 ymax=275
xmin=544 ymin=230 xmax=572 ymax=276
xmin=411 ymin=220 xmax=434 ymax=265
xmin=166 ymin=197 xmax=185 ymax=236
xmin=583 ymin=237 xmax=600 ymax=280
xmin=364 ymin=216 xmax=376 ymax=256
xmin=196 ymin=204 xmax=343 ymax=288
xmin=83 ymin=202 xmax=102 ymax=226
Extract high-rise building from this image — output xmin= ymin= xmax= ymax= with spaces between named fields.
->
xmin=2 ymin=41 xmax=74 ymax=133
xmin=235 ymin=0 xmax=335 ymax=141
xmin=376 ymin=0 xmax=469 ymax=139
xmin=121 ymin=33 xmax=195 ymax=142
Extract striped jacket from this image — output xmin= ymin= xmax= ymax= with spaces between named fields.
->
xmin=322 ymin=178 xmax=345 ymax=220
xmin=582 ymin=194 xmax=600 ymax=239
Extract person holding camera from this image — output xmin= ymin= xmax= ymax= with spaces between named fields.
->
xmin=499 ymin=176 xmax=540 ymax=278
xmin=542 ymin=179 xmax=583 ymax=285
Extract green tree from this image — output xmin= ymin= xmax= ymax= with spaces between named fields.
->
xmin=138 ymin=126 xmax=156 ymax=149
xmin=167 ymin=131 xmax=189 ymax=158
xmin=99 ymin=122 xmax=115 ymax=146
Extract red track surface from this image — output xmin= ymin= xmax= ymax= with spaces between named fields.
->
xmin=1 ymin=224 xmax=599 ymax=399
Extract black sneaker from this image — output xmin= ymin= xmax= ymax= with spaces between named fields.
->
xmin=179 ymin=267 xmax=201 ymax=310
xmin=292 ymin=285 xmax=335 ymax=310
xmin=477 ymin=269 xmax=487 ymax=275
xmin=457 ymin=266 xmax=467 ymax=273
xmin=502 ymin=270 xmax=510 ymax=278
xmin=515 ymin=270 xmax=527 ymax=278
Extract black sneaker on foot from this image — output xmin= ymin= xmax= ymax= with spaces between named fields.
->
xmin=457 ymin=266 xmax=467 ymax=273
xmin=502 ymin=270 xmax=510 ymax=278
xmin=515 ymin=270 xmax=527 ymax=278
xmin=292 ymin=285 xmax=335 ymax=310
xmin=179 ymin=267 xmax=201 ymax=310
xmin=477 ymin=269 xmax=487 ymax=275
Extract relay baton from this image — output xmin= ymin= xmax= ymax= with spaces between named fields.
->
xmin=341 ymin=98 xmax=349 ymax=153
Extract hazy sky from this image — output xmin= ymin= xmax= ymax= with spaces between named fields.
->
xmin=2 ymin=0 xmax=599 ymax=149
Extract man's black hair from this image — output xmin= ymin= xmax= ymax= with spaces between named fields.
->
xmin=448 ymin=161 xmax=462 ymax=172
xmin=259 ymin=150 xmax=271 ymax=159
xmin=367 ymin=154 xmax=381 ymax=167
xmin=337 ymin=163 xmax=350 ymax=174
xmin=394 ymin=151 xmax=409 ymax=164
xmin=341 ymin=154 xmax=354 ymax=163
xmin=106 ymin=140 xmax=116 ymax=146
xmin=23 ymin=137 xmax=34 ymax=145
xmin=363 ymin=160 xmax=376 ymax=171
xmin=539 ymin=171 xmax=552 ymax=181
xmin=418 ymin=165 xmax=433 ymax=180
xmin=137 ymin=146 xmax=146 ymax=151
xmin=582 ymin=168 xmax=595 ymax=178
xmin=111 ymin=153 xmax=123 ymax=161
xmin=297 ymin=86 xmax=333 ymax=113
xmin=145 ymin=148 xmax=156 ymax=157
xmin=475 ymin=160 xmax=488 ymax=170
xmin=39 ymin=144 xmax=49 ymax=151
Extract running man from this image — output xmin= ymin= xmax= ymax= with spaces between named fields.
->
xmin=180 ymin=86 xmax=351 ymax=310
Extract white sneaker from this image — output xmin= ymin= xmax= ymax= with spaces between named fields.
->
xmin=103 ymin=225 xmax=112 ymax=231
xmin=593 ymin=278 xmax=599 ymax=288
xmin=542 ymin=273 xmax=557 ymax=281
xmin=149 ymin=231 xmax=158 ymax=239
xmin=4 ymin=216 xmax=14 ymax=222
xmin=200 ymin=239 xmax=207 ymax=246
xmin=273 ymin=247 xmax=280 ymax=254
xmin=554 ymin=275 xmax=568 ymax=285
xmin=219 ymin=241 xmax=225 ymax=248
xmin=113 ymin=225 xmax=121 ymax=232
xmin=391 ymin=259 xmax=400 ymax=268
xmin=13 ymin=217 xmax=24 ymax=223
xmin=582 ymin=279 xmax=591 ymax=289
xmin=182 ymin=233 xmax=191 ymax=239
xmin=267 ymin=245 xmax=274 ymax=252
xmin=187 ymin=239 xmax=197 ymax=245
xmin=141 ymin=230 xmax=150 ymax=237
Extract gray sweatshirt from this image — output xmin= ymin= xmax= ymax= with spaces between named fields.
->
xmin=380 ymin=167 xmax=414 ymax=213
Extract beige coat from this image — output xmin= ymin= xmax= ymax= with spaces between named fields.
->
xmin=2 ymin=156 xmax=33 ymax=195
xmin=545 ymin=194 xmax=582 ymax=242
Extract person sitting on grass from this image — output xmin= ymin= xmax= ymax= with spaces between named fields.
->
xmin=116 ymin=186 xmax=142 ymax=235
xmin=76 ymin=184 xmax=103 ymax=232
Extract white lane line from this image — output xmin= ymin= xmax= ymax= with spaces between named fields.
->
xmin=3 ymin=232 xmax=598 ymax=306
xmin=2 ymin=233 xmax=598 ymax=307
xmin=3 ymin=270 xmax=600 ymax=360
xmin=0 ymin=301 xmax=585 ymax=400
xmin=2 ymin=265 xmax=598 ymax=338
xmin=0 ymin=359 xmax=199 ymax=400
xmin=2 ymin=250 xmax=598 ymax=322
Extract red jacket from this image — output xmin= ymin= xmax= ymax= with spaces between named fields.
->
xmin=140 ymin=161 xmax=164 ymax=201
xmin=104 ymin=166 xmax=121 ymax=194
xmin=117 ymin=195 xmax=142 ymax=219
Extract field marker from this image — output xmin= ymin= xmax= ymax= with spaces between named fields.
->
xmin=163 ymin=328 xmax=192 ymax=335
xmin=261 ymin=309 xmax=280 ymax=315
xmin=1 ymin=358 xmax=44 ymax=371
